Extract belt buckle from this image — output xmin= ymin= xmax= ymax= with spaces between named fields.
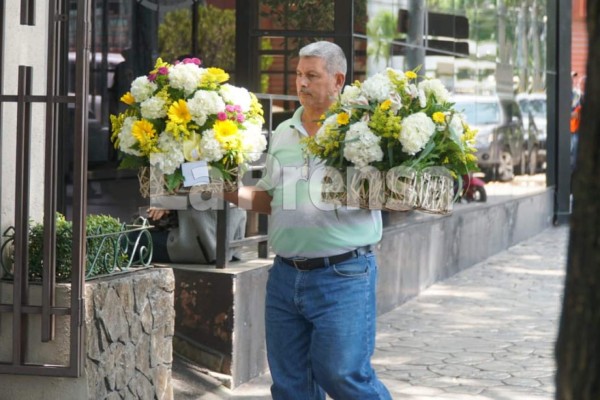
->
xmin=292 ymin=257 xmax=308 ymax=269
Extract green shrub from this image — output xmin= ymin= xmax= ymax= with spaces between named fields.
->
xmin=3 ymin=213 xmax=129 ymax=281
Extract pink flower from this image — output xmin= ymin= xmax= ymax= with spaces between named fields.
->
xmin=225 ymin=104 xmax=235 ymax=112
xmin=182 ymin=57 xmax=202 ymax=66
xmin=217 ymin=112 xmax=228 ymax=121
xmin=233 ymin=105 xmax=242 ymax=112
xmin=236 ymin=114 xmax=245 ymax=123
xmin=148 ymin=73 xmax=157 ymax=82
xmin=158 ymin=66 xmax=169 ymax=75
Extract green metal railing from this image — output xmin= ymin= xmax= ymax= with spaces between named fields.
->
xmin=1 ymin=217 xmax=153 ymax=281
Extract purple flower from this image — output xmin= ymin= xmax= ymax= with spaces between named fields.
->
xmin=148 ymin=73 xmax=157 ymax=82
xmin=217 ymin=112 xmax=228 ymax=121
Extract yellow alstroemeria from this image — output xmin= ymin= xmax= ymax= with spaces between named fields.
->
xmin=182 ymin=133 xmax=202 ymax=161
xmin=150 ymin=57 xmax=170 ymax=75
xmin=202 ymin=68 xmax=230 ymax=85
xmin=405 ymin=70 xmax=417 ymax=80
xmin=336 ymin=112 xmax=350 ymax=125
xmin=131 ymin=120 xmax=157 ymax=154
xmin=168 ymin=99 xmax=192 ymax=125
xmin=432 ymin=112 xmax=446 ymax=124
xmin=120 ymin=92 xmax=135 ymax=105
xmin=380 ymin=99 xmax=392 ymax=111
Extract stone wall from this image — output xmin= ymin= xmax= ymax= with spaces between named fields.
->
xmin=0 ymin=267 xmax=175 ymax=400
xmin=85 ymin=268 xmax=176 ymax=400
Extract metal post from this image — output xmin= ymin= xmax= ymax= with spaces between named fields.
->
xmin=215 ymin=200 xmax=229 ymax=269
xmin=406 ymin=1 xmax=425 ymax=72
xmin=546 ymin=0 xmax=572 ymax=224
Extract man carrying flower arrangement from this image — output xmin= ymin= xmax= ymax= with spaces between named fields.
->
xmin=225 ymin=41 xmax=392 ymax=400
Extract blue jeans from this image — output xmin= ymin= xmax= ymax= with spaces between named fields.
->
xmin=265 ymin=252 xmax=392 ymax=400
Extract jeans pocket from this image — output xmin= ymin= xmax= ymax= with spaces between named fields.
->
xmin=332 ymin=256 xmax=369 ymax=277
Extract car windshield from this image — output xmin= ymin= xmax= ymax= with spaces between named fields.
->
xmin=454 ymin=101 xmax=500 ymax=125
xmin=527 ymin=99 xmax=547 ymax=118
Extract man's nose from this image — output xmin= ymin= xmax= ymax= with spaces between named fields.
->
xmin=298 ymin=76 xmax=309 ymax=86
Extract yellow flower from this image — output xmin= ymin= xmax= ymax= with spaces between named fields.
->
xmin=131 ymin=120 xmax=157 ymax=154
xmin=405 ymin=70 xmax=417 ymax=80
xmin=214 ymin=120 xmax=241 ymax=150
xmin=202 ymin=68 xmax=230 ymax=85
xmin=466 ymin=153 xmax=478 ymax=162
xmin=183 ymin=133 xmax=202 ymax=161
xmin=150 ymin=57 xmax=170 ymax=75
xmin=432 ymin=112 xmax=446 ymax=124
xmin=336 ymin=112 xmax=350 ymax=125
xmin=120 ymin=92 xmax=135 ymax=105
xmin=380 ymin=99 xmax=392 ymax=111
xmin=168 ymin=99 xmax=192 ymax=124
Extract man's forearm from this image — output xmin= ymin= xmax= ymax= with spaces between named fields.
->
xmin=223 ymin=186 xmax=272 ymax=215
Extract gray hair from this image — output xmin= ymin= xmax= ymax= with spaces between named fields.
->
xmin=299 ymin=41 xmax=347 ymax=76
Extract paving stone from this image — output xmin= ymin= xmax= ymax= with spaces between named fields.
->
xmin=173 ymin=227 xmax=567 ymax=399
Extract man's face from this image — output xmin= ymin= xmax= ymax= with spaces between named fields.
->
xmin=296 ymin=56 xmax=343 ymax=113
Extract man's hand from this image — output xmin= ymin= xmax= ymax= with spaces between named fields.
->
xmin=147 ymin=208 xmax=170 ymax=221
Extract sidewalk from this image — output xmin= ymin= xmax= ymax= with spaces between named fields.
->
xmin=172 ymin=226 xmax=568 ymax=399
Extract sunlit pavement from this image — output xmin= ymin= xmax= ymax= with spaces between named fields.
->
xmin=173 ymin=223 xmax=568 ymax=399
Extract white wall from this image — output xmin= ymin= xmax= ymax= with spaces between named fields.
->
xmin=1 ymin=0 xmax=50 ymax=234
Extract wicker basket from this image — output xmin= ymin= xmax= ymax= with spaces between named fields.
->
xmin=138 ymin=166 xmax=238 ymax=199
xmin=384 ymin=166 xmax=419 ymax=211
xmin=416 ymin=166 xmax=454 ymax=214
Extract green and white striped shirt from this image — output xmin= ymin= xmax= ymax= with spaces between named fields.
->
xmin=257 ymin=107 xmax=382 ymax=258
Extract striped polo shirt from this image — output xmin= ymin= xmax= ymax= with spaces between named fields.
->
xmin=257 ymin=107 xmax=382 ymax=258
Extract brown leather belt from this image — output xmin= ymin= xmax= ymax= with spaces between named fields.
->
xmin=280 ymin=246 xmax=372 ymax=271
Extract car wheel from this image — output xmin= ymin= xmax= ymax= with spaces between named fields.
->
xmin=528 ymin=147 xmax=538 ymax=175
xmin=497 ymin=151 xmax=514 ymax=181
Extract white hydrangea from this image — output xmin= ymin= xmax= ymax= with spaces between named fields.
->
xmin=187 ymin=90 xmax=226 ymax=126
xmin=140 ymin=96 xmax=167 ymax=120
xmin=130 ymin=76 xmax=157 ymax=103
xmin=418 ymin=79 xmax=450 ymax=104
xmin=343 ymin=121 xmax=384 ymax=168
xmin=361 ymin=72 xmax=394 ymax=102
xmin=340 ymin=85 xmax=362 ymax=105
xmin=449 ymin=114 xmax=465 ymax=141
xmin=152 ymin=133 xmax=185 ymax=175
xmin=219 ymin=84 xmax=252 ymax=111
xmin=168 ymin=63 xmax=204 ymax=96
xmin=399 ymin=112 xmax=436 ymax=155
xmin=240 ymin=121 xmax=267 ymax=162
xmin=199 ymin=130 xmax=225 ymax=162
xmin=315 ymin=114 xmax=339 ymax=146
xmin=118 ymin=117 xmax=142 ymax=156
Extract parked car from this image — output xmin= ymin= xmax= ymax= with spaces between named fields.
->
xmin=452 ymin=94 xmax=535 ymax=181
xmin=516 ymin=92 xmax=547 ymax=173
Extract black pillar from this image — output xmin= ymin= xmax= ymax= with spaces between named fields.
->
xmin=334 ymin=0 xmax=354 ymax=85
xmin=546 ymin=0 xmax=572 ymax=224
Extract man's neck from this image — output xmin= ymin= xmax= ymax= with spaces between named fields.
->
xmin=301 ymin=108 xmax=326 ymax=136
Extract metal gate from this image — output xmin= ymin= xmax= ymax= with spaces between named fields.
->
xmin=0 ymin=0 xmax=90 ymax=377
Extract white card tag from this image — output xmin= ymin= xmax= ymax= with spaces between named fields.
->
xmin=182 ymin=161 xmax=210 ymax=187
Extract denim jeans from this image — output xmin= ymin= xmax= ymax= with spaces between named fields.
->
xmin=265 ymin=251 xmax=392 ymax=400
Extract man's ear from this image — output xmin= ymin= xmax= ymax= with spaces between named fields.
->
xmin=334 ymin=72 xmax=346 ymax=91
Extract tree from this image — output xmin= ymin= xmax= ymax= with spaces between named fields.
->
xmin=158 ymin=5 xmax=236 ymax=70
xmin=555 ymin=2 xmax=600 ymax=399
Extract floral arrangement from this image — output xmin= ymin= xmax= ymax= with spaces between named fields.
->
xmin=304 ymin=68 xmax=477 ymax=176
xmin=302 ymin=68 xmax=479 ymax=212
xmin=110 ymin=57 xmax=266 ymax=193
